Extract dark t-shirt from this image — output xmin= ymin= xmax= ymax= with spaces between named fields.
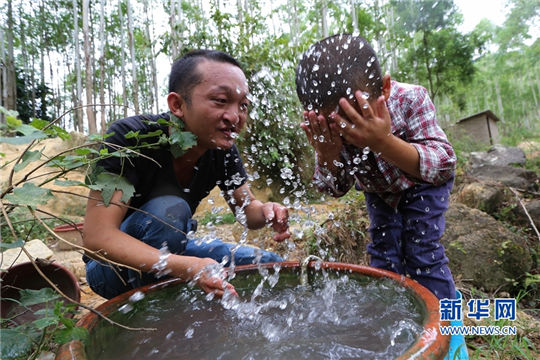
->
xmin=97 ymin=113 xmax=248 ymax=216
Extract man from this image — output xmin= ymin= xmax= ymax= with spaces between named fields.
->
xmin=84 ymin=50 xmax=289 ymax=299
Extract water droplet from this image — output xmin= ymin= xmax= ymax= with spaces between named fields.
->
xmin=361 ymin=92 xmax=370 ymax=100
xmin=318 ymin=135 xmax=325 ymax=142
xmin=346 ymin=87 xmax=351 ymax=95
xmin=340 ymin=122 xmax=347 ymax=128
xmin=416 ymin=268 xmax=421 ymax=275
xmin=362 ymin=104 xmax=369 ymax=109
xmin=129 ymin=291 xmax=145 ymax=302
xmin=425 ymin=207 xmax=430 ymax=212
xmin=312 ymin=64 xmax=320 ymax=71
xmin=185 ymin=327 xmax=195 ymax=338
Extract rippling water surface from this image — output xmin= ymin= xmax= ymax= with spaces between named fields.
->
xmin=88 ymin=270 xmax=424 ymax=360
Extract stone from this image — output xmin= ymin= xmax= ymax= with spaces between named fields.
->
xmin=441 ymin=203 xmax=533 ymax=292
xmin=456 ymin=182 xmax=508 ymax=215
xmin=1 ymin=239 xmax=54 ymax=270
xmin=467 ymin=164 xmax=538 ymax=191
xmin=470 ymin=145 xmax=526 ymax=168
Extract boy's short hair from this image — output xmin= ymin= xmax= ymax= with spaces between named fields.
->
xmin=295 ymin=34 xmax=383 ymax=113
xmin=169 ymin=49 xmax=244 ymax=104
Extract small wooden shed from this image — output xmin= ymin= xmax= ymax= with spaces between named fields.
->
xmin=453 ymin=110 xmax=501 ymax=146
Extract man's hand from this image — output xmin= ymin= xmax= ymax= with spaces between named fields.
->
xmin=261 ymin=202 xmax=290 ymax=242
xmin=188 ymin=257 xmax=238 ymax=298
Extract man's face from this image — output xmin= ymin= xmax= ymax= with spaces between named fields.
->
xmin=181 ymin=60 xmax=250 ymax=150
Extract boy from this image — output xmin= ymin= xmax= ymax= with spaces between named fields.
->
xmin=295 ymin=34 xmax=457 ymax=300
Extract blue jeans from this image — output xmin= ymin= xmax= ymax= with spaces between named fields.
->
xmin=365 ymin=179 xmax=456 ymax=299
xmin=85 ymin=195 xmax=283 ymax=299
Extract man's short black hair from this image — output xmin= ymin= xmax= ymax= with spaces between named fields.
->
xmin=295 ymin=34 xmax=383 ymax=113
xmin=169 ymin=50 xmax=244 ymax=104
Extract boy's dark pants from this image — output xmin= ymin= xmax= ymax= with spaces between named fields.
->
xmin=364 ymin=178 xmax=456 ymax=299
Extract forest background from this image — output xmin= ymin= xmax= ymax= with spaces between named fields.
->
xmin=1 ymin=0 xmax=539 ymax=194
xmin=0 ymin=1 xmax=539 ymax=358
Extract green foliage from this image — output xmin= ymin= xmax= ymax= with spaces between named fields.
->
xmin=198 ymin=210 xmax=237 ymax=226
xmin=167 ymin=114 xmax=198 ymax=158
xmin=86 ymin=170 xmax=134 ymax=206
xmin=0 ymin=288 xmax=88 ymax=360
xmin=4 ymin=183 xmax=54 ymax=208
xmin=391 ymin=0 xmax=477 ymax=99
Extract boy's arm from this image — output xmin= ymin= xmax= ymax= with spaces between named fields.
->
xmin=400 ymin=88 xmax=456 ymax=185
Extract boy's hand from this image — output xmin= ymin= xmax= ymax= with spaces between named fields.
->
xmin=300 ymin=110 xmax=343 ymax=163
xmin=332 ymin=91 xmax=392 ymax=152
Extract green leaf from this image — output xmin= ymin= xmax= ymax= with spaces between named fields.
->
xmin=0 ymin=328 xmax=39 ymax=359
xmin=124 ymin=130 xmax=140 ymax=139
xmin=4 ymin=183 xmax=53 ymax=208
xmin=88 ymin=172 xmax=135 ymax=206
xmin=6 ymin=115 xmax=22 ymax=129
xmin=29 ymin=118 xmax=49 ymax=130
xmin=0 ymin=239 xmax=25 ymax=250
xmin=54 ymin=326 xmax=88 ymax=345
xmin=74 ymin=147 xmax=99 ymax=155
xmin=32 ymin=316 xmax=59 ymax=330
xmin=19 ymin=288 xmax=60 ymax=307
xmin=13 ymin=150 xmax=41 ymax=172
xmin=16 ymin=124 xmax=45 ymax=136
xmin=54 ymin=179 xmax=87 ymax=187
xmin=0 ymin=131 xmax=48 ymax=145
xmin=88 ymin=132 xmax=115 ymax=141
xmin=169 ymin=130 xmax=197 ymax=158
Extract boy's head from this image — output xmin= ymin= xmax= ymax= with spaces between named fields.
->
xmin=295 ymin=34 xmax=383 ymax=116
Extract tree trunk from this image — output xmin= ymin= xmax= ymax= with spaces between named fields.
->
xmin=169 ymin=0 xmax=177 ymax=60
xmin=3 ymin=0 xmax=17 ymax=121
xmin=127 ymin=0 xmax=140 ymax=113
xmin=119 ymin=0 xmax=128 ymax=118
xmin=83 ymin=0 xmax=96 ymax=134
xmin=0 ymin=29 xmax=6 ymax=124
xmin=494 ymin=78 xmax=505 ymax=123
xmin=321 ymin=0 xmax=328 ymax=38
xmin=99 ymin=0 xmax=106 ymax=134
xmin=144 ymin=0 xmax=160 ymax=113
xmin=39 ymin=1 xmax=46 ymax=119
xmin=73 ymin=0 xmax=83 ymax=132
xmin=351 ymin=0 xmax=358 ymax=34
xmin=288 ymin=0 xmax=299 ymax=47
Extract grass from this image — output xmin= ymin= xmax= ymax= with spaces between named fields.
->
xmin=197 ymin=209 xmax=237 ymax=226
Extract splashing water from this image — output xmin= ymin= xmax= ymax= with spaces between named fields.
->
xmin=88 ymin=271 xmax=424 ymax=360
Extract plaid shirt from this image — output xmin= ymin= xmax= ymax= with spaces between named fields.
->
xmin=313 ymin=80 xmax=456 ymax=208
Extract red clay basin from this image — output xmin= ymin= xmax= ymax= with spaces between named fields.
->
xmin=57 ymin=262 xmax=449 ymax=360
